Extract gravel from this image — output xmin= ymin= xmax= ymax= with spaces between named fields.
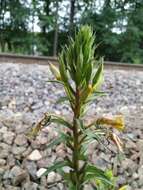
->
xmin=0 ymin=62 xmax=143 ymax=190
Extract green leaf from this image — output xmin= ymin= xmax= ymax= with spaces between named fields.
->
xmin=46 ymin=136 xmax=65 ymax=149
xmin=85 ymin=61 xmax=92 ymax=83
xmin=84 ymin=164 xmax=113 ymax=186
xmin=56 ymin=96 xmax=69 ymax=104
xmin=92 ymin=59 xmax=104 ymax=90
xmin=43 ymin=161 xmax=68 ymax=176
xmin=59 ymin=51 xmax=68 ymax=83
xmin=49 ymin=114 xmax=72 ymax=129
xmin=46 ymin=80 xmax=64 ymax=85
xmin=85 ymin=92 xmax=106 ymax=105
xmin=54 ymin=129 xmax=73 ymax=151
xmin=69 ymin=184 xmax=77 ymax=190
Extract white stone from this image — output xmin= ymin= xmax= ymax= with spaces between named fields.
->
xmin=47 ymin=171 xmax=56 ymax=183
xmin=27 ymin=150 xmax=42 ymax=161
xmin=0 ymin=127 xmax=7 ymax=133
xmin=36 ymin=168 xmax=47 ymax=178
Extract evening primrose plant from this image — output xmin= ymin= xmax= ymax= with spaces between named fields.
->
xmin=30 ymin=26 xmax=125 ymax=190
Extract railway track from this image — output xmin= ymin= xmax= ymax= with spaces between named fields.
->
xmin=0 ymin=53 xmax=143 ymax=71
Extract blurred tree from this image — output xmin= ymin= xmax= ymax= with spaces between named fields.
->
xmin=118 ymin=0 xmax=143 ymax=63
xmin=69 ymin=0 xmax=76 ymax=35
xmin=0 ymin=0 xmax=143 ymax=63
xmin=80 ymin=0 xmax=120 ymax=61
xmin=0 ymin=0 xmax=31 ymax=53
xmin=53 ymin=0 xmax=59 ymax=56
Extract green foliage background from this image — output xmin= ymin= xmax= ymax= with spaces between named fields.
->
xmin=0 ymin=0 xmax=143 ymax=64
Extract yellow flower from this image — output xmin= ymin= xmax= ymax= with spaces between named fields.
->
xmin=49 ymin=63 xmax=61 ymax=80
xmin=97 ymin=115 xmax=124 ymax=131
xmin=87 ymin=84 xmax=93 ymax=94
xmin=118 ymin=185 xmax=127 ymax=190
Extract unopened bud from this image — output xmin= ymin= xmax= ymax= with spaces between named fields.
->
xmin=87 ymin=84 xmax=93 ymax=94
xmin=49 ymin=63 xmax=61 ymax=80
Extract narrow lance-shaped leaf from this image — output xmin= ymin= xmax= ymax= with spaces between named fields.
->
xmin=84 ymin=164 xmax=113 ymax=186
xmin=92 ymin=58 xmax=104 ymax=91
xmin=59 ymin=51 xmax=68 ymax=83
xmin=56 ymin=96 xmax=69 ymax=104
xmin=43 ymin=161 xmax=69 ymax=176
xmin=49 ymin=114 xmax=72 ymax=129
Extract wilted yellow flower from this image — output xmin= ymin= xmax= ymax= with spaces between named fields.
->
xmin=49 ymin=63 xmax=61 ymax=80
xmin=97 ymin=115 xmax=124 ymax=131
xmin=27 ymin=113 xmax=51 ymax=137
xmin=109 ymin=133 xmax=123 ymax=152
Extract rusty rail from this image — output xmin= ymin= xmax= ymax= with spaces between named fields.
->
xmin=0 ymin=53 xmax=143 ymax=71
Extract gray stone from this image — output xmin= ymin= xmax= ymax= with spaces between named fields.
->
xmin=12 ymin=145 xmax=26 ymax=155
xmin=14 ymin=134 xmax=27 ymax=146
xmin=84 ymin=184 xmax=93 ymax=190
xmin=0 ymin=126 xmax=7 ymax=133
xmin=92 ymin=155 xmax=107 ymax=170
xmin=15 ymin=124 xmax=30 ymax=134
xmin=36 ymin=134 xmax=48 ymax=145
xmin=3 ymin=131 xmax=15 ymax=145
xmin=116 ymin=175 xmax=126 ymax=185
xmin=0 ymin=143 xmax=10 ymax=158
xmin=0 ymin=61 xmax=143 ymax=189
xmin=121 ymin=158 xmax=138 ymax=173
xmin=125 ymin=140 xmax=137 ymax=150
xmin=7 ymin=154 xmax=15 ymax=167
xmin=37 ymin=157 xmax=53 ymax=168
xmin=0 ymin=168 xmax=5 ymax=176
xmin=136 ymin=139 xmax=143 ymax=152
xmin=131 ymin=181 xmax=138 ymax=189
xmin=38 ymin=186 xmax=47 ymax=190
xmin=0 ymin=159 xmax=6 ymax=166
xmin=23 ymin=160 xmax=37 ymax=180
xmin=22 ymin=182 xmax=38 ymax=190
xmin=22 ymin=146 xmax=32 ymax=157
xmin=9 ymin=165 xmax=27 ymax=185
xmin=40 ymin=175 xmax=47 ymax=187
xmin=3 ymin=170 xmax=11 ymax=180
xmin=138 ymin=165 xmax=143 ymax=186
xmin=4 ymin=185 xmax=20 ymax=190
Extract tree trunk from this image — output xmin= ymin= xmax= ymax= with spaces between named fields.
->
xmin=42 ymin=0 xmax=50 ymax=34
xmin=53 ymin=0 xmax=59 ymax=57
xmin=69 ymin=0 xmax=76 ymax=35
xmin=0 ymin=0 xmax=6 ymax=52
xmin=31 ymin=0 xmax=35 ymax=55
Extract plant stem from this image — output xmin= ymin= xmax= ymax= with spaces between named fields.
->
xmin=72 ymin=87 xmax=83 ymax=189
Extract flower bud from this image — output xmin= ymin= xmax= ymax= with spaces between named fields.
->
xmin=87 ymin=84 xmax=93 ymax=94
xmin=49 ymin=63 xmax=61 ymax=80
